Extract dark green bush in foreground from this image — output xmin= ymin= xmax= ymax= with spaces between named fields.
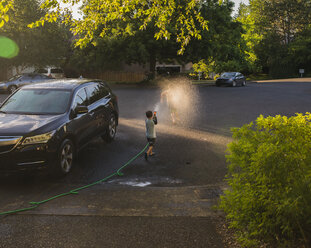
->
xmin=220 ymin=114 xmax=311 ymax=247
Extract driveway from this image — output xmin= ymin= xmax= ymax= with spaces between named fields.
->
xmin=1 ymin=81 xmax=311 ymax=247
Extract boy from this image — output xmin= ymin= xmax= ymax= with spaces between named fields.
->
xmin=145 ymin=110 xmax=157 ymax=160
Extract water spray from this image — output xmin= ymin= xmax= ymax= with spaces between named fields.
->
xmin=158 ymin=77 xmax=199 ymax=126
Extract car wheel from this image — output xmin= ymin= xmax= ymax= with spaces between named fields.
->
xmin=8 ymin=85 xmax=17 ymax=94
xmin=103 ymin=113 xmax=117 ymax=143
xmin=242 ymin=80 xmax=246 ymax=86
xmin=232 ymin=81 xmax=237 ymax=87
xmin=56 ymin=139 xmax=75 ymax=175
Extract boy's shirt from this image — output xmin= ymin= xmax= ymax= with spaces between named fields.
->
xmin=146 ymin=118 xmax=156 ymax=138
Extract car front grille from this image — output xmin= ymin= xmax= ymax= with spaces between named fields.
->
xmin=0 ymin=136 xmax=22 ymax=154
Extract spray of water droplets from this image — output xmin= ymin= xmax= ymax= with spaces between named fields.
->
xmin=155 ymin=77 xmax=199 ymax=127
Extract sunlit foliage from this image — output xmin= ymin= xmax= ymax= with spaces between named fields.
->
xmin=31 ymin=0 xmax=210 ymax=55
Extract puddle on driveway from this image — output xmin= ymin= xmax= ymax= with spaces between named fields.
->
xmin=107 ymin=176 xmax=183 ymax=187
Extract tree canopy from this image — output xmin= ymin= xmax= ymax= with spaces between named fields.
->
xmin=64 ymin=0 xmax=247 ymax=78
xmin=236 ymin=0 xmax=311 ymax=77
xmin=0 ymin=0 xmax=72 ymax=73
xmin=30 ymin=0 xmax=212 ymax=55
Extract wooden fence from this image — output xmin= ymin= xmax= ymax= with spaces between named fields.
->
xmin=85 ymin=71 xmax=146 ymax=83
xmin=0 ymin=69 xmax=8 ymax=81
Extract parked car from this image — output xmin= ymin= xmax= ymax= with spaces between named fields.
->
xmin=216 ymin=72 xmax=246 ymax=87
xmin=0 ymin=79 xmax=119 ymax=175
xmin=35 ymin=67 xmax=65 ymax=79
xmin=0 ymin=73 xmax=53 ymax=94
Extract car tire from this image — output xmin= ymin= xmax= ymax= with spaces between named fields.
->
xmin=232 ymin=81 xmax=237 ymax=87
xmin=55 ymin=139 xmax=75 ymax=176
xmin=242 ymin=80 xmax=246 ymax=86
xmin=8 ymin=85 xmax=17 ymax=94
xmin=103 ymin=113 xmax=117 ymax=143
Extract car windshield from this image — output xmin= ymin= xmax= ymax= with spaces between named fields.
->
xmin=0 ymin=89 xmax=71 ymax=115
xmin=221 ymin=72 xmax=236 ymax=79
xmin=8 ymin=75 xmax=22 ymax=82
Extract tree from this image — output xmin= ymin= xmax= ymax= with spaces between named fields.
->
xmin=237 ymin=0 xmax=311 ymax=77
xmin=31 ymin=0 xmax=209 ymax=56
xmin=258 ymin=0 xmax=311 ymax=45
xmin=288 ymin=27 xmax=311 ymax=75
xmin=235 ymin=3 xmax=262 ymax=73
xmin=185 ymin=0 xmax=250 ymax=75
xmin=0 ymin=0 xmax=13 ymax=28
xmin=0 ymin=0 xmax=72 ymax=74
xmin=65 ymin=0 xmax=250 ymax=78
xmin=66 ymin=20 xmax=181 ymax=77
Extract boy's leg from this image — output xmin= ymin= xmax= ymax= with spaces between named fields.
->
xmin=146 ymin=138 xmax=155 ymax=157
xmin=147 ymin=145 xmax=153 ymax=156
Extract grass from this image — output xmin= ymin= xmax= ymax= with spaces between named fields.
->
xmin=246 ymin=73 xmax=271 ymax=81
xmin=191 ymin=80 xmax=215 ymax=85
xmin=246 ymin=73 xmax=311 ymax=81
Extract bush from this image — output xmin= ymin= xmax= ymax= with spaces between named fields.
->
xmin=220 ymin=114 xmax=311 ymax=247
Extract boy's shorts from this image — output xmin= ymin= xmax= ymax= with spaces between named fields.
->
xmin=147 ymin=138 xmax=156 ymax=147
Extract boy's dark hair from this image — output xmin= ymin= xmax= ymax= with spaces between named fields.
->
xmin=146 ymin=110 xmax=153 ymax=118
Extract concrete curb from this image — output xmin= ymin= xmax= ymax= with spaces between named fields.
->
xmin=254 ymin=78 xmax=311 ymax=83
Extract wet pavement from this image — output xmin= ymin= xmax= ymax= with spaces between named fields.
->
xmin=1 ymin=81 xmax=311 ymax=247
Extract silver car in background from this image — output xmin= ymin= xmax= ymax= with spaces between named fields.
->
xmin=0 ymin=73 xmax=53 ymax=94
xmin=35 ymin=67 xmax=65 ymax=79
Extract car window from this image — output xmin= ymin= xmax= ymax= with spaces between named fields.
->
xmin=51 ymin=68 xmax=63 ymax=73
xmin=86 ymin=83 xmax=109 ymax=105
xmin=0 ymin=89 xmax=71 ymax=115
xmin=221 ymin=72 xmax=236 ymax=79
xmin=98 ymin=83 xmax=110 ymax=97
xmin=8 ymin=75 xmax=21 ymax=81
xmin=36 ymin=69 xmax=48 ymax=73
xmin=72 ymin=88 xmax=88 ymax=109
xmin=21 ymin=75 xmax=31 ymax=80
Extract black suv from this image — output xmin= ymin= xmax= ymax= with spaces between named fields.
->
xmin=0 ymin=79 xmax=118 ymax=175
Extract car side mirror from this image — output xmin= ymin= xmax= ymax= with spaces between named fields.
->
xmin=75 ymin=105 xmax=88 ymax=115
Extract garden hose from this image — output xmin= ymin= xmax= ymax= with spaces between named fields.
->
xmin=0 ymin=143 xmax=149 ymax=216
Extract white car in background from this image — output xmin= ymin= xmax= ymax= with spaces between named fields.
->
xmin=35 ymin=67 xmax=65 ymax=79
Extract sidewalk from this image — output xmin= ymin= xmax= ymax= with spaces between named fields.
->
xmin=254 ymin=77 xmax=311 ymax=83
xmin=1 ymin=184 xmax=239 ymax=248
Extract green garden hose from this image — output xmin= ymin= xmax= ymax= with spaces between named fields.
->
xmin=0 ymin=143 xmax=149 ymax=216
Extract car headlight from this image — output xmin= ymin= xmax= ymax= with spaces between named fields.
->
xmin=22 ymin=131 xmax=56 ymax=145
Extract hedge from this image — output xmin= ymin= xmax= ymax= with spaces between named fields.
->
xmin=220 ymin=114 xmax=311 ymax=247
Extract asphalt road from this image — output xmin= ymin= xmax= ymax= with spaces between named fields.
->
xmin=1 ymin=81 xmax=311 ymax=247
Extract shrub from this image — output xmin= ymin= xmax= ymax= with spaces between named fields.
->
xmin=220 ymin=114 xmax=311 ymax=247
